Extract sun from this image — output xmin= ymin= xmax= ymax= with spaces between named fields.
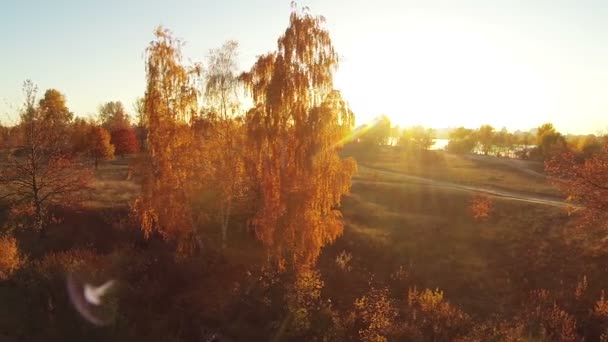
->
xmin=333 ymin=24 xmax=551 ymax=130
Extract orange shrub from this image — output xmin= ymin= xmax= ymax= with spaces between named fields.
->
xmin=0 ymin=236 xmax=23 ymax=280
xmin=469 ymin=194 xmax=492 ymax=221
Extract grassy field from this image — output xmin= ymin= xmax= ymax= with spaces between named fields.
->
xmin=3 ymin=148 xmax=605 ymax=340
xmin=74 ymin=149 xmax=608 ymax=322
xmin=345 ymin=146 xmax=559 ymax=197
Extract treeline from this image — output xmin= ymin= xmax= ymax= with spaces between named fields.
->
xmin=350 ymin=114 xmax=605 ymax=161
xmin=353 ymin=115 xmax=437 ymax=152
xmin=0 ymin=91 xmax=141 ymax=168
xmin=447 ymin=123 xmax=606 ymax=161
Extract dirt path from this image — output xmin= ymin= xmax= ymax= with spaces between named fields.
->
xmin=356 ymin=164 xmax=574 ymax=209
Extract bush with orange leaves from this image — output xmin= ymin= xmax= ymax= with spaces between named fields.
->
xmin=352 ymin=287 xmax=398 ymax=342
xmin=285 ymin=269 xmax=326 ymax=334
xmin=405 ymin=287 xmax=472 ymax=340
xmin=469 ymin=194 xmax=493 ymax=221
xmin=0 ymin=236 xmax=24 ymax=281
xmin=546 ymin=144 xmax=608 ymax=230
xmin=522 ymin=289 xmax=579 ymax=342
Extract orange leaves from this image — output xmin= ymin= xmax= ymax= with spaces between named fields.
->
xmin=0 ymin=236 xmax=23 ymax=281
xmin=135 ymin=28 xmax=202 ymax=252
xmin=353 ymin=287 xmax=398 ymax=342
xmin=241 ymin=9 xmax=355 ymax=270
xmin=469 ymin=194 xmax=492 ymax=221
xmin=1 ymin=95 xmax=93 ymax=231
xmin=406 ymin=287 xmax=471 ymax=340
xmin=89 ymin=126 xmax=115 ymax=164
xmin=546 ymin=143 xmax=608 ymax=230
xmin=110 ymin=127 xmax=139 ymax=157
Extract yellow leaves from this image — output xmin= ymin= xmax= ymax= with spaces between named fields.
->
xmin=284 ymin=269 xmax=325 ymax=333
xmin=135 ymin=27 xmax=204 ymax=251
xmin=0 ymin=236 xmax=23 ymax=281
xmin=89 ymin=126 xmax=115 ymax=162
xmin=244 ymin=30 xmax=356 ymax=267
xmin=353 ymin=287 xmax=398 ymax=342
xmin=406 ymin=287 xmax=471 ymax=340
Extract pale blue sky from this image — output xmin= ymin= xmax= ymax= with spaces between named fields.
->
xmin=1 ymin=0 xmax=607 ymax=134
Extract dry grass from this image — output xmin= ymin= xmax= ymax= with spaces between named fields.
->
xmin=349 ymin=146 xmax=559 ymax=197
xmin=82 ymin=158 xmax=139 ymax=208
xmin=60 ymin=151 xmax=608 ymax=323
xmin=318 ymin=157 xmax=607 ymax=320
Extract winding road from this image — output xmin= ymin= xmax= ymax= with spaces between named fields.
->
xmin=355 ymin=164 xmax=575 ymax=209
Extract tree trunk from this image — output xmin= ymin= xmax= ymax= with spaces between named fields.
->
xmin=221 ymin=195 xmax=232 ymax=250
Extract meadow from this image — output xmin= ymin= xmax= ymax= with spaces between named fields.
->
xmin=74 ymin=149 xmax=608 ymax=322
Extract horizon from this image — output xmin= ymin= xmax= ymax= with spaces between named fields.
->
xmin=1 ymin=0 xmax=607 ymax=135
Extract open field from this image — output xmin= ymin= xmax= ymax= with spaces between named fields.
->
xmin=345 ymin=146 xmax=560 ymax=197
xmin=3 ymin=149 xmax=607 ymax=340
xmin=68 ymin=151 xmax=607 ymax=322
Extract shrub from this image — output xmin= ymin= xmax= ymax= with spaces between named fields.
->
xmin=0 ymin=236 xmax=23 ymax=280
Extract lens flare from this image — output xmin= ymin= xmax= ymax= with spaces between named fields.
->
xmin=67 ymin=274 xmax=117 ymax=326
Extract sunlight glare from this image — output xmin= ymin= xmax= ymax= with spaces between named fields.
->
xmin=334 ymin=20 xmax=552 ymax=129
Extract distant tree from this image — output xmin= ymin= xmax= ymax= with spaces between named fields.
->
xmin=37 ymin=88 xmax=73 ymax=152
xmin=38 ymin=89 xmax=73 ymax=126
xmin=99 ymin=101 xmax=130 ymax=131
xmin=70 ymin=117 xmax=93 ymax=156
xmin=514 ymin=130 xmax=534 ymax=159
xmin=569 ymin=134 xmax=604 ymax=158
xmin=446 ymin=127 xmax=476 ymax=154
xmin=240 ymin=7 xmax=357 ymax=269
xmin=493 ymin=127 xmax=510 ymax=156
xmin=0 ymin=81 xmax=92 ymax=232
xmin=111 ymin=127 xmax=139 ymax=157
xmin=398 ymin=126 xmax=435 ymax=152
xmin=476 ymin=125 xmax=495 ymax=155
xmin=360 ymin=115 xmax=391 ymax=147
xmin=88 ymin=126 xmax=115 ymax=168
xmin=534 ymin=123 xmax=566 ymax=160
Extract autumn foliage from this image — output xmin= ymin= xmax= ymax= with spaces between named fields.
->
xmin=88 ymin=126 xmax=115 ymax=168
xmin=110 ymin=127 xmax=139 ymax=157
xmin=469 ymin=194 xmax=493 ymax=221
xmin=0 ymin=236 xmax=23 ymax=280
xmin=241 ymin=9 xmax=357 ymax=269
xmin=0 ymin=81 xmax=92 ymax=231
xmin=133 ymin=27 xmax=202 ymax=253
xmin=546 ymin=143 xmax=608 ymax=230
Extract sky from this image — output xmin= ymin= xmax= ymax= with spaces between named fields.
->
xmin=1 ymin=0 xmax=607 ymax=134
